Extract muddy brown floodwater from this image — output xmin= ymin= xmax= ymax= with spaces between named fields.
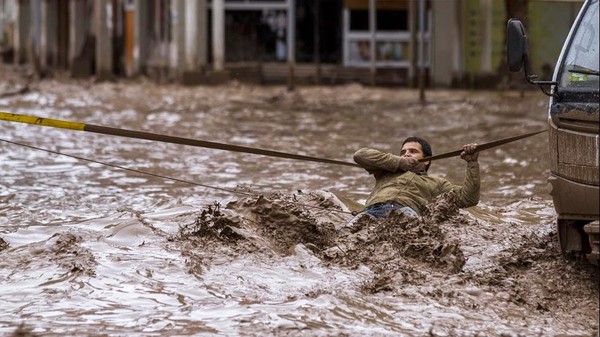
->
xmin=0 ymin=66 xmax=598 ymax=336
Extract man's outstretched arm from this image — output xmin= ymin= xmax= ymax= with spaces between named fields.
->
xmin=353 ymin=148 xmax=419 ymax=174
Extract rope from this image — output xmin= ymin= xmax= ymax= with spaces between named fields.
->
xmin=1 ymin=112 xmax=548 ymax=165
xmin=0 ymin=112 xmax=360 ymax=168
xmin=419 ymin=129 xmax=548 ymax=162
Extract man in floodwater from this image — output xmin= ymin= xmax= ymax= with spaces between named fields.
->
xmin=353 ymin=137 xmax=480 ymax=218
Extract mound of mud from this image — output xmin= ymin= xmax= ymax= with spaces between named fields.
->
xmin=469 ymin=228 xmax=600 ymax=314
xmin=323 ymin=191 xmax=468 ymax=292
xmin=46 ymin=233 xmax=97 ymax=276
xmin=178 ymin=191 xmax=344 ymax=255
xmin=175 ymin=189 xmax=599 ymax=321
xmin=177 ymin=190 xmax=469 ymax=293
xmin=9 ymin=323 xmax=39 ymax=337
xmin=0 ymin=237 xmax=8 ymax=252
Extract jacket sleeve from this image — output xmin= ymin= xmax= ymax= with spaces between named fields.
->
xmin=353 ymin=148 xmax=405 ymax=174
xmin=439 ymin=161 xmax=480 ymax=208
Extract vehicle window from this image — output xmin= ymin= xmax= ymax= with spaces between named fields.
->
xmin=559 ymin=0 xmax=599 ymax=89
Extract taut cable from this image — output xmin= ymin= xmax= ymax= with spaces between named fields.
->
xmin=0 ymin=112 xmax=359 ymax=167
xmin=1 ymin=112 xmax=548 ymax=164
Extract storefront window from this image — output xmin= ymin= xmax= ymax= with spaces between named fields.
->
xmin=348 ymin=40 xmax=409 ymax=63
xmin=343 ymin=1 xmax=425 ymax=68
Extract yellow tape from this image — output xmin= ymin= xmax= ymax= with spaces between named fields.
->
xmin=0 ymin=112 xmax=85 ymax=131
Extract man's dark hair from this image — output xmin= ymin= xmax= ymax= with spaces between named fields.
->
xmin=402 ymin=136 xmax=432 ymax=172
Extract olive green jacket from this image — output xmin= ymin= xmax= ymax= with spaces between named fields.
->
xmin=353 ymin=148 xmax=480 ymax=215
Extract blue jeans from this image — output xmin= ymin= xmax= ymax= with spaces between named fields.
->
xmin=364 ymin=203 xmax=419 ymax=218
xmin=338 ymin=202 xmax=418 ymax=232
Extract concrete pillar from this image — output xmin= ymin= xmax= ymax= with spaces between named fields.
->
xmin=95 ymin=0 xmax=112 ymax=79
xmin=287 ymin=0 xmax=295 ymax=90
xmin=417 ymin=0 xmax=425 ymax=99
xmin=196 ymin=0 xmax=207 ymax=67
xmin=430 ymin=0 xmax=461 ymax=87
xmin=68 ymin=0 xmax=86 ymax=66
xmin=185 ymin=0 xmax=206 ymax=69
xmin=134 ymin=0 xmax=152 ymax=75
xmin=212 ymin=0 xmax=224 ymax=71
xmin=40 ymin=0 xmax=58 ymax=69
xmin=13 ymin=0 xmax=31 ymax=64
xmin=409 ymin=0 xmax=416 ymax=85
xmin=480 ymin=0 xmax=492 ymax=73
xmin=30 ymin=0 xmax=41 ymax=66
xmin=170 ymin=0 xmax=184 ymax=75
xmin=123 ymin=1 xmax=133 ymax=75
xmin=181 ymin=0 xmax=206 ymax=84
xmin=0 ymin=1 xmax=6 ymax=47
xmin=39 ymin=0 xmax=47 ymax=68
xmin=183 ymin=0 xmax=194 ymax=70
xmin=368 ymin=0 xmax=375 ymax=86
xmin=206 ymin=0 xmax=228 ymax=83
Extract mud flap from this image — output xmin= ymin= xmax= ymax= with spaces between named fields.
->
xmin=583 ymin=221 xmax=599 ymax=266
xmin=558 ymin=219 xmax=583 ymax=253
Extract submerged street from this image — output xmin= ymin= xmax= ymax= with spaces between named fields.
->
xmin=0 ymin=68 xmax=598 ymax=336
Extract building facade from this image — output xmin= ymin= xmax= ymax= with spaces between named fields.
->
xmin=0 ymin=0 xmax=583 ymax=86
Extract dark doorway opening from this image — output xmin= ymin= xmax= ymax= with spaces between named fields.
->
xmin=208 ymin=1 xmax=343 ymax=64
xmin=57 ymin=0 xmax=70 ymax=69
xmin=296 ymin=0 xmax=342 ymax=63
xmin=223 ymin=10 xmax=287 ymax=63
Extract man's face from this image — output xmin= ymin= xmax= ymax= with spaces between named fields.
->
xmin=401 ymin=141 xmax=429 ymax=172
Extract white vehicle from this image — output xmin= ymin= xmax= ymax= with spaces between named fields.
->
xmin=507 ymin=0 xmax=599 ymax=264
